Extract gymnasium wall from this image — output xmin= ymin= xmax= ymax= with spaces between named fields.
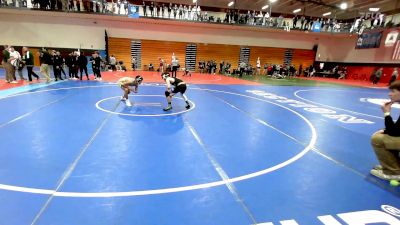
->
xmin=345 ymin=66 xmax=396 ymax=83
xmin=0 ymin=8 xmax=398 ymax=66
xmin=248 ymin=47 xmax=285 ymax=67
xmin=141 ymin=40 xmax=187 ymax=70
xmin=107 ymin=37 xmax=315 ymax=71
xmin=316 ymin=29 xmax=400 ymax=64
xmin=315 ymin=63 xmax=399 ymax=83
xmin=0 ymin=9 xmax=318 ymax=49
xmin=108 ymin=37 xmax=131 ymax=70
xmin=196 ymin=43 xmax=240 ymax=69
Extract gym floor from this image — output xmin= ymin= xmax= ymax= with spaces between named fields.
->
xmin=0 ymin=69 xmax=399 ymax=225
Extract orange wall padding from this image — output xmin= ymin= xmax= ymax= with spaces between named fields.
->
xmin=141 ymin=40 xmax=187 ymax=71
xmin=292 ymin=49 xmax=315 ymax=69
xmin=108 ymin=37 xmax=316 ymax=71
xmin=196 ymin=43 xmax=241 ymax=70
xmin=249 ymin=47 xmax=286 ymax=68
xmin=109 ymin=37 xmax=132 ymax=69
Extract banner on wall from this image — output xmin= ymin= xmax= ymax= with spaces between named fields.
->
xmin=355 ymin=31 xmax=383 ymax=49
xmin=392 ymin=40 xmax=400 ymax=60
xmin=128 ymin=5 xmax=140 ymax=18
xmin=98 ymin=50 xmax=107 ymax=60
xmin=385 ymin=30 xmax=399 ymax=47
xmin=312 ymin=22 xmax=321 ymax=32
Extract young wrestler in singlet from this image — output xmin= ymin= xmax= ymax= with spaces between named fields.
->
xmin=161 ymin=72 xmax=190 ymax=111
xmin=118 ymin=75 xmax=143 ymax=106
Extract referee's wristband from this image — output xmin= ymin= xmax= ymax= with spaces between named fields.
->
xmin=384 ymin=112 xmax=391 ymax=117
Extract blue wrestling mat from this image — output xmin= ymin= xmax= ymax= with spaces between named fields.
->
xmin=0 ymin=80 xmax=399 ymax=225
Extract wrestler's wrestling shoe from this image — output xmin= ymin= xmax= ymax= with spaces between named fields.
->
xmin=163 ymin=106 xmax=172 ymax=111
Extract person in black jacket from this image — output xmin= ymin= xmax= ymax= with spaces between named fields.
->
xmin=22 ymin=47 xmax=39 ymax=82
xmin=78 ymin=51 xmax=89 ymax=80
xmin=52 ymin=50 xmax=63 ymax=81
xmin=370 ymin=80 xmax=400 ymax=181
xmin=65 ymin=53 xmax=73 ymax=79
xmin=70 ymin=52 xmax=79 ymax=79
xmin=56 ymin=51 xmax=67 ymax=79
xmin=91 ymin=51 xmax=102 ymax=80
xmin=142 ymin=1 xmax=147 ymax=16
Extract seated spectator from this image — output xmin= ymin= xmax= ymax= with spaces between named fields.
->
xmin=309 ymin=68 xmax=316 ymax=77
xmin=117 ymin=60 xmax=127 ymax=71
xmin=165 ymin=63 xmax=171 ymax=72
xmin=182 ymin=67 xmax=191 ymax=77
xmin=304 ymin=66 xmax=315 ymax=77
xmin=338 ymin=71 xmax=346 ymax=79
xmin=198 ymin=61 xmax=204 ymax=73
xmin=338 ymin=66 xmax=347 ymax=79
xmin=224 ymin=62 xmax=231 ymax=75
xmin=148 ymin=63 xmax=154 ymax=71
xmin=370 ymin=81 xmax=400 ymax=181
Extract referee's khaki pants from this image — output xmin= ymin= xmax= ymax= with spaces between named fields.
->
xmin=40 ymin=64 xmax=51 ymax=82
xmin=2 ymin=61 xmax=15 ymax=82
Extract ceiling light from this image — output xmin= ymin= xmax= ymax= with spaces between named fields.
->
xmin=340 ymin=2 xmax=347 ymax=10
xmin=269 ymin=0 xmax=277 ymax=3
xmin=262 ymin=5 xmax=269 ymax=10
xmin=228 ymin=1 xmax=234 ymax=6
xmin=323 ymin=12 xmax=331 ymax=16
xmin=193 ymin=0 xmax=197 ymax=2
xmin=293 ymin=8 xmax=301 ymax=13
xmin=369 ymin=8 xmax=380 ymax=12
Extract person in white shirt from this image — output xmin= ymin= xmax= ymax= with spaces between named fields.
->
xmin=9 ymin=47 xmax=25 ymax=81
xmin=256 ymin=57 xmax=261 ymax=75
xmin=109 ymin=55 xmax=117 ymax=71
xmin=171 ymin=52 xmax=176 ymax=61
xmin=378 ymin=13 xmax=384 ymax=26
xmin=171 ymin=57 xmax=179 ymax=78
xmin=350 ymin=18 xmax=361 ymax=33
xmin=2 ymin=45 xmax=17 ymax=84
xmin=183 ymin=5 xmax=188 ymax=20
xmin=191 ymin=5 xmax=196 ymax=20
xmin=196 ymin=5 xmax=200 ymax=19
